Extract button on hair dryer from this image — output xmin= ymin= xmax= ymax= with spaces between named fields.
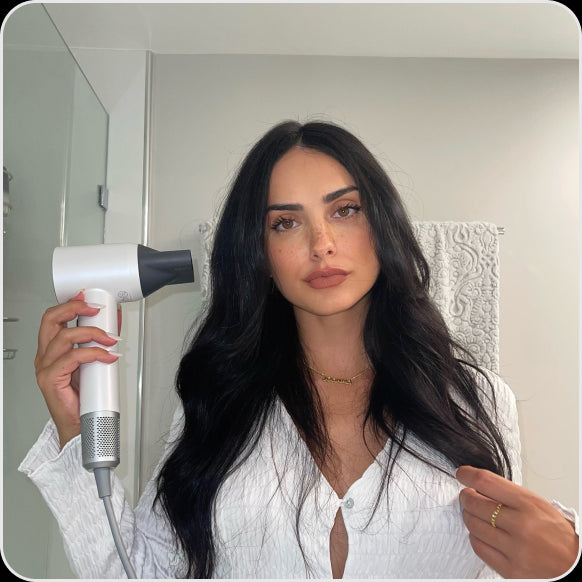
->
xmin=52 ymin=243 xmax=194 ymax=471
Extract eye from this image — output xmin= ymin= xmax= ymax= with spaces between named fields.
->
xmin=271 ymin=217 xmax=298 ymax=231
xmin=334 ymin=204 xmax=361 ymax=219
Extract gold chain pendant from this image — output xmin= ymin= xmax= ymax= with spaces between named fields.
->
xmin=321 ymin=375 xmax=354 ymax=385
xmin=308 ymin=366 xmax=370 ymax=385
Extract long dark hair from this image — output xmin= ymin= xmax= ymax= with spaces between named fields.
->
xmin=155 ymin=120 xmax=512 ymax=578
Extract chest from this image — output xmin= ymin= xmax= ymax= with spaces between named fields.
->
xmin=211 ymin=419 xmax=485 ymax=578
xmin=318 ymin=420 xmax=387 ymax=578
xmin=318 ymin=415 xmax=386 ymax=498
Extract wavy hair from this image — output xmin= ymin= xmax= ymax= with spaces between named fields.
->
xmin=155 ymin=120 xmax=512 ymax=578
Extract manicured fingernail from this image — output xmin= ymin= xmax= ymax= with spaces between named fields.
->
xmin=85 ymin=303 xmax=106 ymax=309
xmin=106 ymin=333 xmax=123 ymax=341
xmin=105 ymin=350 xmax=123 ymax=357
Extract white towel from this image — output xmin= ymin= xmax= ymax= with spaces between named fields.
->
xmin=199 ymin=219 xmax=217 ymax=305
xmin=199 ymin=220 xmax=500 ymax=372
xmin=412 ymin=221 xmax=500 ymax=373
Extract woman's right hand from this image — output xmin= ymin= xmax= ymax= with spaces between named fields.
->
xmin=34 ymin=291 xmax=121 ymax=450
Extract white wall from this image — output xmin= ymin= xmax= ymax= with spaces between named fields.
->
xmin=144 ymin=54 xmax=578 ymax=511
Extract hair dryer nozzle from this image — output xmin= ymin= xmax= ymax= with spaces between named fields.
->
xmin=137 ymin=245 xmax=194 ymax=298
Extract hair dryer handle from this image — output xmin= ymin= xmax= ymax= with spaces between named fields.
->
xmin=77 ymin=289 xmax=120 ymax=470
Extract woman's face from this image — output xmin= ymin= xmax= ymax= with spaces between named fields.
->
xmin=265 ymin=147 xmax=380 ymax=318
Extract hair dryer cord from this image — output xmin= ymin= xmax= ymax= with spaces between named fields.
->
xmin=93 ymin=467 xmax=137 ymax=579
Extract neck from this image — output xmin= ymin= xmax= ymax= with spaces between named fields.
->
xmin=294 ymin=305 xmax=372 ymax=417
xmin=295 ymin=308 xmax=368 ymax=373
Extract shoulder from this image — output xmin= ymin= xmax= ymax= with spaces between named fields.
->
xmin=466 ymin=366 xmax=523 ymax=482
xmin=452 ymin=364 xmax=520 ymax=448
xmin=471 ymin=367 xmax=518 ymax=424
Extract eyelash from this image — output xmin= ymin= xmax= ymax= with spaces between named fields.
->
xmin=270 ymin=204 xmax=362 ymax=231
xmin=335 ymin=203 xmax=361 ymax=219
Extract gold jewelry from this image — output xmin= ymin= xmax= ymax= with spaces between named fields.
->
xmin=490 ymin=502 xmax=503 ymax=528
xmin=307 ymin=365 xmax=370 ymax=385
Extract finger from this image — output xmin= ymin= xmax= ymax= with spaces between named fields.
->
xmin=38 ymin=299 xmax=101 ymax=335
xmin=39 ymin=326 xmax=119 ymax=370
xmin=456 ymin=465 xmax=523 ymax=508
xmin=459 ymin=487 xmax=517 ymax=532
xmin=37 ymin=346 xmax=120 ymax=392
xmin=71 ymin=367 xmax=80 ymax=392
xmin=70 ymin=290 xmax=85 ymax=301
xmin=467 ymin=533 xmax=512 ymax=579
xmin=461 ymin=499 xmax=513 ymax=545
xmin=37 ymin=301 xmax=101 ymax=356
xmin=48 ymin=345 xmax=120 ymax=375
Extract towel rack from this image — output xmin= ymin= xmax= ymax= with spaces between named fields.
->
xmin=3 ymin=316 xmax=19 ymax=360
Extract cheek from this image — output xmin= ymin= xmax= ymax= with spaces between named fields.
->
xmin=267 ymin=243 xmax=299 ymax=281
xmin=346 ymin=233 xmax=381 ymax=278
xmin=342 ymin=229 xmax=376 ymax=259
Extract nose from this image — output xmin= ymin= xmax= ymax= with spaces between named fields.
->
xmin=310 ymin=223 xmax=336 ymax=260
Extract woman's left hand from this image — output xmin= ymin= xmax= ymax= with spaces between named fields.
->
xmin=457 ymin=465 xmax=579 ymax=579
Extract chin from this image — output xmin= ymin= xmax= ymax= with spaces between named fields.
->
xmin=292 ymin=290 xmax=373 ymax=319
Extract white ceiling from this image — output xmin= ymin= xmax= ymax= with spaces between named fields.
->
xmin=43 ymin=2 xmax=579 ymax=60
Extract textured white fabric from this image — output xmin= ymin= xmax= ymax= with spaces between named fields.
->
xmin=199 ymin=218 xmax=217 ymax=305
xmin=20 ymin=371 xmax=521 ymax=579
xmin=199 ymin=220 xmax=500 ymax=372
xmin=411 ymin=222 xmax=500 ymax=373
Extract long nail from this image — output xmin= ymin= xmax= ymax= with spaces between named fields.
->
xmin=105 ymin=349 xmax=123 ymax=357
xmin=106 ymin=333 xmax=123 ymax=341
xmin=85 ymin=303 xmax=106 ymax=310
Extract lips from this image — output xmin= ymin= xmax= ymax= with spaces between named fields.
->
xmin=304 ymin=268 xmax=348 ymax=289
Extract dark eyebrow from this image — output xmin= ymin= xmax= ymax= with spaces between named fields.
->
xmin=265 ymin=202 xmax=303 ymax=212
xmin=322 ymin=186 xmax=359 ymax=204
xmin=265 ymin=186 xmax=359 ymax=213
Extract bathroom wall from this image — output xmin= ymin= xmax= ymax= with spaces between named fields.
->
xmin=142 ymin=54 xmax=578 ymax=511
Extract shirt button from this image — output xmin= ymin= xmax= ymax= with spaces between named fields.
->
xmin=343 ymin=497 xmax=354 ymax=509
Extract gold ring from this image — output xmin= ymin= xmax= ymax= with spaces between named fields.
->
xmin=490 ymin=502 xmax=503 ymax=528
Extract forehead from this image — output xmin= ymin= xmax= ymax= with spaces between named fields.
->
xmin=268 ymin=147 xmax=355 ymax=202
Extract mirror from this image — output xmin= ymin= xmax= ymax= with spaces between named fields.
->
xmin=3 ymin=4 xmax=108 ymax=577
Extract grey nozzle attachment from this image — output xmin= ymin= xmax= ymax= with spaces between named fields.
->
xmin=137 ymin=245 xmax=194 ymax=298
xmin=80 ymin=411 xmax=120 ymax=471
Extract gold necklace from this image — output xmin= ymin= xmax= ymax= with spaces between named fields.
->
xmin=307 ymin=365 xmax=370 ymax=385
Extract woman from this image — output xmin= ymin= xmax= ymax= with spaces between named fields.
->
xmin=25 ymin=121 xmax=578 ymax=578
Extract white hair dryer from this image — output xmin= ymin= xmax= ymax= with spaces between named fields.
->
xmin=52 ymin=243 xmax=194 ymax=471
xmin=52 ymin=243 xmax=193 ymax=577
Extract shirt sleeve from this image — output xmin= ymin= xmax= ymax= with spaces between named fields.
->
xmin=495 ymin=372 xmax=522 ymax=486
xmin=18 ymin=409 xmax=187 ymax=579
xmin=474 ymin=371 xmax=522 ymax=579
xmin=551 ymin=500 xmax=580 ymax=535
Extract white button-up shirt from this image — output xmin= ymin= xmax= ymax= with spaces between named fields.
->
xmin=20 ymin=372 xmax=522 ymax=578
